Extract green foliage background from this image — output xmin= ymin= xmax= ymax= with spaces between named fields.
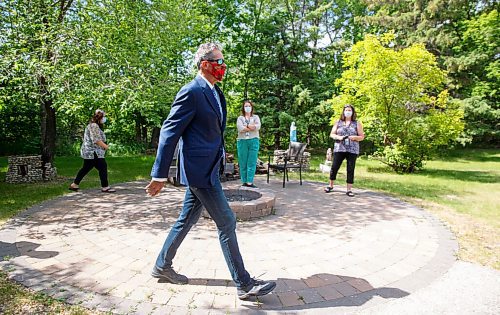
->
xmin=1 ymin=1 xmax=498 ymax=169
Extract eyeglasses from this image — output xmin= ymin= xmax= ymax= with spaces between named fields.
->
xmin=204 ymin=58 xmax=225 ymax=65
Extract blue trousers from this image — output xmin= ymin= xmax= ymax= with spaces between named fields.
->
xmin=154 ymin=177 xmax=252 ymax=288
xmin=237 ymin=138 xmax=260 ymax=184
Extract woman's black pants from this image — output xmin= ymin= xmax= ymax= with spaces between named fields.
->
xmin=329 ymin=152 xmax=358 ymax=184
xmin=74 ymin=153 xmax=108 ymax=187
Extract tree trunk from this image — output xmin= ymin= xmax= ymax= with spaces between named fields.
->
xmin=141 ymin=125 xmax=148 ymax=144
xmin=135 ymin=119 xmax=142 ymax=143
xmin=149 ymin=127 xmax=160 ymax=149
xmin=39 ymin=75 xmax=56 ymax=170
xmin=37 ymin=0 xmax=74 ymax=177
xmin=306 ymin=125 xmax=311 ymax=146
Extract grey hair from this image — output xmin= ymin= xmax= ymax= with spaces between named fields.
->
xmin=194 ymin=42 xmax=222 ymax=69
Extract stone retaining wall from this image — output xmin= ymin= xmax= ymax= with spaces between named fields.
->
xmin=202 ymin=188 xmax=275 ymax=221
xmin=272 ymin=150 xmax=311 ymax=170
xmin=6 ymin=155 xmax=57 ymax=183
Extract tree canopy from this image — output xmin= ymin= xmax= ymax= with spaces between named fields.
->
xmin=1 ymin=0 xmax=497 ymax=172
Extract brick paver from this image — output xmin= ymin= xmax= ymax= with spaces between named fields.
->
xmin=0 ymin=177 xmax=459 ymax=314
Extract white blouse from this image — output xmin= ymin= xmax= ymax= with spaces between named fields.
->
xmin=237 ymin=115 xmax=261 ymax=140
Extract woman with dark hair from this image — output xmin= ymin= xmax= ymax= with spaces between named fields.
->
xmin=69 ymin=109 xmax=115 ymax=193
xmin=236 ymin=100 xmax=261 ymax=188
xmin=324 ymin=104 xmax=364 ymax=196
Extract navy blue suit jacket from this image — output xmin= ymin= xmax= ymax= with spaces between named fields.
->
xmin=151 ymin=75 xmax=226 ymax=188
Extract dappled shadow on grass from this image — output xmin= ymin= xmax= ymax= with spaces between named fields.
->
xmin=418 ymin=169 xmax=499 ymax=183
xmin=0 ymin=177 xmax=75 ymax=223
xmin=357 ymin=176 xmax=456 ymax=200
xmin=365 ymin=166 xmax=499 ymax=184
xmin=366 ymin=166 xmax=393 ymax=173
xmin=436 ymin=149 xmax=500 ymax=163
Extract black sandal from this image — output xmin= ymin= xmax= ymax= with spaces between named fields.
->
xmin=324 ymin=186 xmax=333 ymax=193
xmin=101 ymin=187 xmax=116 ymax=193
xmin=346 ymin=191 xmax=355 ymax=197
xmin=68 ymin=186 xmax=79 ymax=192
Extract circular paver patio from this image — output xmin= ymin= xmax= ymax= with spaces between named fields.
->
xmin=0 ymin=177 xmax=458 ymax=314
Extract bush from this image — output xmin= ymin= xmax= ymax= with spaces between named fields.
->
xmin=374 ymin=142 xmax=425 ymax=173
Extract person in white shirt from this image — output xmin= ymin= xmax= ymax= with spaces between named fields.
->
xmin=236 ymin=100 xmax=261 ymax=188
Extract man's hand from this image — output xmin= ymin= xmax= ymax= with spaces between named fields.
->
xmin=145 ymin=180 xmax=165 ymax=197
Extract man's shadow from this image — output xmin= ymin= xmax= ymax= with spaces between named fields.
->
xmin=0 ymin=241 xmax=59 ymax=260
xmin=159 ymin=273 xmax=409 ymax=311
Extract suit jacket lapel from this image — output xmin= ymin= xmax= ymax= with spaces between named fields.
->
xmin=196 ymin=76 xmax=223 ymax=125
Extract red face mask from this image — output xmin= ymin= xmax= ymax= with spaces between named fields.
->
xmin=208 ymin=62 xmax=226 ymax=81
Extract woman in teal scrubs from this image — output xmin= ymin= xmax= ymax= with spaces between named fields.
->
xmin=236 ymin=100 xmax=261 ymax=188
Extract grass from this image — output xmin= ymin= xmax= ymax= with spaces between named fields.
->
xmin=0 ymin=149 xmax=498 ymax=312
xmin=0 ymin=270 xmax=109 ymax=315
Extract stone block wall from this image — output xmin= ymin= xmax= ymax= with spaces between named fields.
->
xmin=272 ymin=150 xmax=311 ymax=170
xmin=6 ymin=155 xmax=57 ymax=183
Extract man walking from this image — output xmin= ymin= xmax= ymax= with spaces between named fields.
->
xmin=145 ymin=43 xmax=276 ymax=300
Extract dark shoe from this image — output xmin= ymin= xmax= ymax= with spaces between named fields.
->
xmin=246 ymin=184 xmax=257 ymax=188
xmin=237 ymin=279 xmax=276 ymax=300
xmin=324 ymin=186 xmax=333 ymax=193
xmin=151 ymin=267 xmax=188 ymax=284
xmin=346 ymin=191 xmax=355 ymax=197
xmin=101 ymin=187 xmax=116 ymax=193
xmin=68 ymin=186 xmax=79 ymax=192
xmin=242 ymin=183 xmax=249 ymax=187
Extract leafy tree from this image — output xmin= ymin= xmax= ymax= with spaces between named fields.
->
xmin=64 ymin=0 xmax=208 ymax=149
xmin=0 ymin=0 xmax=208 ymax=160
xmin=0 ymin=0 xmax=76 ymax=168
xmin=361 ymin=0 xmax=498 ymax=145
xmin=220 ymin=0 xmax=369 ymax=150
xmin=332 ymin=34 xmax=464 ymax=172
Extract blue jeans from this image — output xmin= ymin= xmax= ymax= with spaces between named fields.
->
xmin=154 ymin=178 xmax=252 ymax=289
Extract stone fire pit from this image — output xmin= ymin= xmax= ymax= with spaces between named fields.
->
xmin=203 ymin=188 xmax=275 ymax=220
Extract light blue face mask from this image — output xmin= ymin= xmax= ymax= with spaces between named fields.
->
xmin=244 ymin=106 xmax=252 ymax=113
xmin=101 ymin=117 xmax=107 ymax=124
